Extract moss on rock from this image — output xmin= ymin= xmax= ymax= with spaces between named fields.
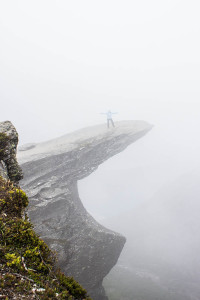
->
xmin=0 ymin=176 xmax=91 ymax=299
xmin=0 ymin=132 xmax=10 ymax=160
xmin=0 ymin=121 xmax=23 ymax=183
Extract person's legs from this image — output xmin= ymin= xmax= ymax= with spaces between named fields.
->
xmin=107 ymin=119 xmax=109 ymax=128
xmin=111 ymin=119 xmax=115 ymax=127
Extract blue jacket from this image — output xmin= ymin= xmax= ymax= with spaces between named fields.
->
xmin=101 ymin=111 xmax=117 ymax=120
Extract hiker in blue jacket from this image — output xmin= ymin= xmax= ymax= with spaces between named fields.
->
xmin=101 ymin=110 xmax=117 ymax=128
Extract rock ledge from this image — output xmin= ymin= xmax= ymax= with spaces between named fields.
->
xmin=18 ymin=120 xmax=152 ymax=300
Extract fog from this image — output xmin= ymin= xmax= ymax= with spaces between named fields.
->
xmin=1 ymin=0 xmax=200 ymax=143
xmin=1 ymin=1 xmax=200 ymax=299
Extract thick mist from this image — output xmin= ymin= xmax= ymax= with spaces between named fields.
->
xmin=79 ymin=116 xmax=200 ymax=299
xmin=1 ymin=1 xmax=200 ymax=299
xmin=1 ymin=1 xmax=200 ymax=144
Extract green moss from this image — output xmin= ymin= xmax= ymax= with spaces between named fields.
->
xmin=0 ymin=132 xmax=10 ymax=160
xmin=0 ymin=176 xmax=91 ymax=299
xmin=0 ymin=181 xmax=28 ymax=217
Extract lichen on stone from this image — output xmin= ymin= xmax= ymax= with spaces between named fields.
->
xmin=0 ymin=132 xmax=10 ymax=160
xmin=0 ymin=176 xmax=91 ymax=299
xmin=0 ymin=121 xmax=23 ymax=183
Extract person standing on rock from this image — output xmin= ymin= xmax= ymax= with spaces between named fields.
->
xmin=101 ymin=110 xmax=117 ymax=128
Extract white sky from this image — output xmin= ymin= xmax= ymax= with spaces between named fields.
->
xmin=0 ymin=0 xmax=200 ymax=144
xmin=1 ymin=0 xmax=200 ymax=214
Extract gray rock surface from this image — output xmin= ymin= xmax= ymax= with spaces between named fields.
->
xmin=18 ymin=120 xmax=152 ymax=300
xmin=0 ymin=121 xmax=23 ymax=183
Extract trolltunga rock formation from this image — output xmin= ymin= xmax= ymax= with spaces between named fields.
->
xmin=18 ymin=121 xmax=152 ymax=300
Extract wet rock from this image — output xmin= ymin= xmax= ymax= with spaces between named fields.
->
xmin=0 ymin=121 xmax=23 ymax=183
xmin=18 ymin=120 xmax=152 ymax=299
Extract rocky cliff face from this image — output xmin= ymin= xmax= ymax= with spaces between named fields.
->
xmin=18 ymin=120 xmax=152 ymax=300
xmin=0 ymin=121 xmax=91 ymax=300
xmin=0 ymin=121 xmax=23 ymax=183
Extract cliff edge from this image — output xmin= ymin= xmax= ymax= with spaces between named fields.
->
xmin=18 ymin=120 xmax=152 ymax=300
xmin=0 ymin=121 xmax=91 ymax=299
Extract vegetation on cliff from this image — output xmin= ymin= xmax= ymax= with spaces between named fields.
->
xmin=0 ymin=133 xmax=10 ymax=161
xmin=0 ymin=176 xmax=91 ymax=299
xmin=0 ymin=128 xmax=23 ymax=182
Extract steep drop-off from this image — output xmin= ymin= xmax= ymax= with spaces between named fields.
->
xmin=18 ymin=120 xmax=152 ymax=300
xmin=104 ymin=170 xmax=200 ymax=300
xmin=0 ymin=121 xmax=90 ymax=299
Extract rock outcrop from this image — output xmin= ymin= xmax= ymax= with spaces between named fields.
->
xmin=0 ymin=121 xmax=91 ymax=300
xmin=0 ymin=121 xmax=23 ymax=183
xmin=18 ymin=120 xmax=152 ymax=300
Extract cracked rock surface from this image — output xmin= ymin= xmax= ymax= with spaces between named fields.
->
xmin=18 ymin=120 xmax=152 ymax=300
xmin=0 ymin=121 xmax=23 ymax=183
